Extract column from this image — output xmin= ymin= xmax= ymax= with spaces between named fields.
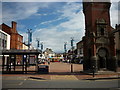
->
xmin=2 ymin=55 xmax=5 ymax=71
xmin=36 ymin=54 xmax=38 ymax=73
xmin=91 ymin=37 xmax=98 ymax=72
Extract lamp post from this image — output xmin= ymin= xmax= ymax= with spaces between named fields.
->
xmin=26 ymin=29 xmax=32 ymax=69
xmin=64 ymin=42 xmax=67 ymax=61
xmin=36 ymin=38 xmax=40 ymax=50
xmin=27 ymin=29 xmax=32 ymax=49
xmin=40 ymin=42 xmax=43 ymax=58
xmin=71 ymin=37 xmax=74 ymax=73
xmin=41 ymin=42 xmax=43 ymax=51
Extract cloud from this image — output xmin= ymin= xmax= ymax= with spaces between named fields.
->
xmin=2 ymin=2 xmax=50 ymax=24
xmin=3 ymin=1 xmax=119 ymax=53
xmin=32 ymin=27 xmax=83 ymax=52
xmin=0 ymin=2 xmax=2 ymax=24
xmin=40 ymin=17 xmax=64 ymax=25
xmin=110 ymin=2 xmax=119 ymax=28
xmin=30 ymin=2 xmax=85 ymax=53
xmin=2 ymin=0 xmax=82 ymax=2
xmin=2 ymin=0 xmax=120 ymax=2
xmin=30 ymin=2 xmax=118 ymax=53
xmin=34 ymin=13 xmax=48 ymax=16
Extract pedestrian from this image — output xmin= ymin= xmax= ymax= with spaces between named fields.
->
xmin=48 ymin=60 xmax=50 ymax=65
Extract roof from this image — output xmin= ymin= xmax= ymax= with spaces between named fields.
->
xmin=2 ymin=49 xmax=41 ymax=55
xmin=2 ymin=23 xmax=11 ymax=28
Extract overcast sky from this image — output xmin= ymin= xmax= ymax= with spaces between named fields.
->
xmin=1 ymin=0 xmax=119 ymax=53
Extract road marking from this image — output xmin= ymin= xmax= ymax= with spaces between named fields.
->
xmin=18 ymin=78 xmax=27 ymax=85
xmin=19 ymin=82 xmax=23 ymax=85
xmin=28 ymin=78 xmax=48 ymax=81
xmin=51 ymin=75 xmax=78 ymax=80
xmin=95 ymin=79 xmax=120 ymax=82
xmin=84 ymin=79 xmax=119 ymax=82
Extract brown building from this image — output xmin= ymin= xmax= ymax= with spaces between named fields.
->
xmin=82 ymin=1 xmax=117 ymax=72
xmin=1 ymin=21 xmax=23 ymax=50
xmin=115 ymin=24 xmax=120 ymax=66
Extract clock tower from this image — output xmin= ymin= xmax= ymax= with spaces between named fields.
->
xmin=82 ymin=1 xmax=117 ymax=72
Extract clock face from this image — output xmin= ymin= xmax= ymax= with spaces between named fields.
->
xmin=98 ymin=48 xmax=106 ymax=57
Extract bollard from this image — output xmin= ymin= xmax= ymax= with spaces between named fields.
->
xmin=92 ymin=66 xmax=95 ymax=77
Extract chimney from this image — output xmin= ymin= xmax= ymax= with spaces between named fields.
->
xmin=11 ymin=21 xmax=17 ymax=33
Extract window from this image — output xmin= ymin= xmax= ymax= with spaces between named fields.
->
xmin=101 ymin=27 xmax=104 ymax=35
xmin=96 ymin=18 xmax=107 ymax=36
xmin=5 ymin=35 xmax=7 ymax=40
xmin=0 ymin=38 xmax=1 ymax=47
xmin=18 ymin=37 xmax=20 ymax=41
xmin=2 ymin=39 xmax=4 ymax=47
xmin=4 ymin=40 xmax=7 ymax=48
xmin=0 ymin=32 xmax=1 ymax=38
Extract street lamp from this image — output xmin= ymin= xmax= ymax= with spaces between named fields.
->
xmin=26 ymin=29 xmax=32 ymax=68
xmin=41 ymin=42 xmax=43 ymax=51
xmin=40 ymin=42 xmax=43 ymax=58
xmin=64 ymin=42 xmax=67 ymax=61
xmin=27 ymin=29 xmax=32 ymax=49
xmin=71 ymin=37 xmax=74 ymax=73
xmin=36 ymin=38 xmax=40 ymax=49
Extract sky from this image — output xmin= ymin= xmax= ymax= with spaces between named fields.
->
xmin=0 ymin=0 xmax=119 ymax=53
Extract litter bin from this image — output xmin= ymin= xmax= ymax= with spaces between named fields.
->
xmin=38 ymin=65 xmax=49 ymax=74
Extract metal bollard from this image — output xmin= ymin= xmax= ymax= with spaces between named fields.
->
xmin=92 ymin=66 xmax=95 ymax=77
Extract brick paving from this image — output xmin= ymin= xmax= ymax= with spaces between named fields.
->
xmin=2 ymin=62 xmax=120 ymax=80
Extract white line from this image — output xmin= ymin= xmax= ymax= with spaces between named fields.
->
xmin=19 ymin=82 xmax=23 ymax=85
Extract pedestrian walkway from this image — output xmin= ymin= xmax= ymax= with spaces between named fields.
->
xmin=48 ymin=62 xmax=83 ymax=73
xmin=2 ymin=62 xmax=120 ymax=81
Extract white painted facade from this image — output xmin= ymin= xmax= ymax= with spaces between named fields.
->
xmin=0 ymin=29 xmax=10 ymax=50
xmin=22 ymin=43 xmax=28 ymax=50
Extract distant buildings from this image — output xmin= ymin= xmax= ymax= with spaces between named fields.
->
xmin=43 ymin=48 xmax=55 ymax=59
xmin=76 ymin=40 xmax=83 ymax=59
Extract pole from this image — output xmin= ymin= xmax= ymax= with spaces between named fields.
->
xmin=64 ymin=42 xmax=67 ymax=61
xmin=92 ymin=66 xmax=95 ymax=77
xmin=27 ymin=29 xmax=32 ymax=71
xmin=27 ymin=29 xmax=32 ymax=49
xmin=71 ymin=37 xmax=74 ymax=73
xmin=36 ymin=38 xmax=40 ymax=49
xmin=41 ymin=42 xmax=43 ymax=58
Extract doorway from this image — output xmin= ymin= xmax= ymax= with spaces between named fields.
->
xmin=98 ymin=48 xmax=108 ymax=70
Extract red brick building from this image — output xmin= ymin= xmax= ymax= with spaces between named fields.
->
xmin=1 ymin=21 xmax=23 ymax=63
xmin=115 ymin=24 xmax=120 ymax=66
xmin=82 ymin=1 xmax=117 ymax=72
xmin=1 ymin=21 xmax=23 ymax=49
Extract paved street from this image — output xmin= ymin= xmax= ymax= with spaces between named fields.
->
xmin=2 ymin=76 xmax=119 ymax=89
xmin=49 ymin=62 xmax=83 ymax=73
xmin=1 ymin=62 xmax=120 ymax=89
